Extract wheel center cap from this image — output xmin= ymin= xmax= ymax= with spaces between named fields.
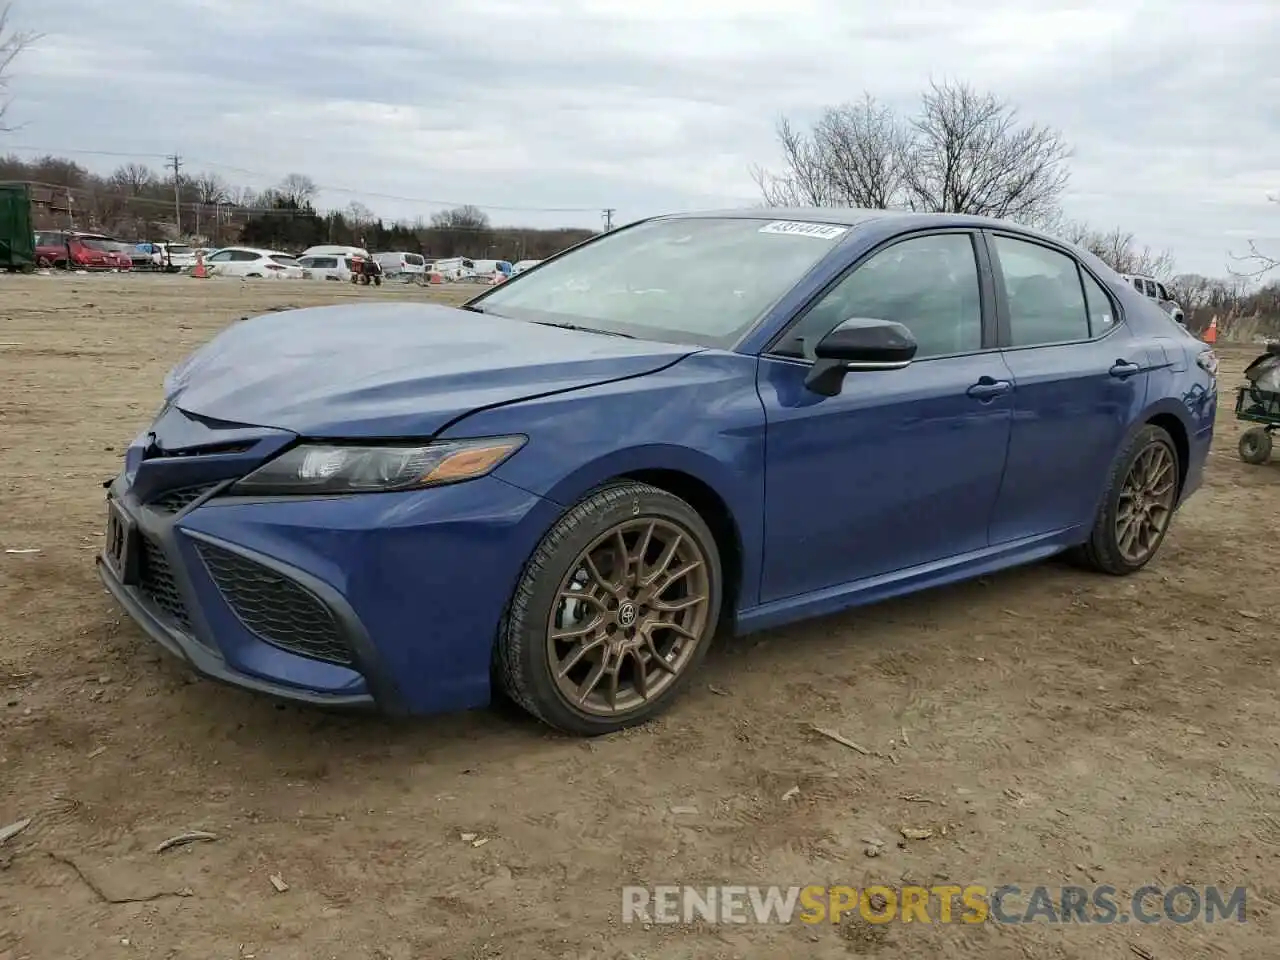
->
xmin=617 ymin=601 xmax=638 ymax=628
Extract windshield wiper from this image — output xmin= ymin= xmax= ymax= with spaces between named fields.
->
xmin=531 ymin=320 xmax=635 ymax=338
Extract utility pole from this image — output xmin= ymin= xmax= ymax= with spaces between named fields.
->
xmin=602 ymin=208 xmax=615 ymax=232
xmin=167 ymin=153 xmax=182 ymax=235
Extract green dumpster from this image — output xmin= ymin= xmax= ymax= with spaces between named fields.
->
xmin=0 ymin=183 xmax=36 ymax=272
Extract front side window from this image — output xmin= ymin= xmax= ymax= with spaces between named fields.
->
xmin=476 ymin=217 xmax=854 ymax=348
xmin=207 ymin=250 xmax=234 ymax=262
xmin=993 ymin=235 xmax=1089 ymax=347
xmin=774 ymin=233 xmax=982 ymax=360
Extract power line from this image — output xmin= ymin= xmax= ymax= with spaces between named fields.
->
xmin=1 ymin=143 xmax=608 ymax=215
xmin=10 ymin=179 xmax=595 ymax=233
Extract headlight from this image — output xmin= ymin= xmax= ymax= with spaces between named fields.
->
xmin=230 ymin=436 xmax=526 ymax=496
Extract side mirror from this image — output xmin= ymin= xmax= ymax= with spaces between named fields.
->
xmin=804 ymin=318 xmax=917 ymax=397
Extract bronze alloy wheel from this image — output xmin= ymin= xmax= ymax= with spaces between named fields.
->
xmin=546 ymin=518 xmax=711 ymax=716
xmin=1114 ymin=440 xmax=1177 ymax=564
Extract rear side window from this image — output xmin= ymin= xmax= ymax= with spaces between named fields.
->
xmin=1081 ymin=271 xmax=1116 ymax=336
xmin=993 ymin=235 xmax=1090 ymax=347
xmin=231 ymin=250 xmax=258 ymax=261
xmin=406 ymin=254 xmax=424 ymax=266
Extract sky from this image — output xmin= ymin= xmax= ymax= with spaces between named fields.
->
xmin=2 ymin=0 xmax=1277 ymax=276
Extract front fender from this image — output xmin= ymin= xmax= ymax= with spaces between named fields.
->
xmin=439 ymin=352 xmax=767 ymax=609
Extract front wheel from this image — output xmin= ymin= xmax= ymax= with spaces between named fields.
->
xmin=1071 ymin=424 xmax=1180 ymax=575
xmin=496 ymin=481 xmax=722 ymax=736
xmin=1239 ymin=427 xmax=1273 ymax=465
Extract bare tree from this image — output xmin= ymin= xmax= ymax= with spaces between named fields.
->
xmin=1229 ymin=193 xmax=1278 ymax=279
xmin=0 ymin=3 xmax=39 ymax=131
xmin=274 ymin=173 xmax=318 ymax=208
xmin=345 ymin=201 xmax=376 ymax=227
xmin=430 ymin=204 xmax=490 ymax=231
xmin=427 ymin=205 xmax=493 ymax=256
xmin=110 ymin=162 xmax=156 ymax=196
xmin=900 ymin=81 xmax=1070 ymax=226
xmin=191 ymin=172 xmax=229 ymax=205
xmin=755 ymin=80 xmax=1071 ymax=227
xmin=1057 ymin=220 xmax=1175 ymax=277
xmin=752 ymin=97 xmax=905 ymax=208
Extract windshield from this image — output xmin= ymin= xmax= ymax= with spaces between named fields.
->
xmin=473 ymin=217 xmax=848 ymax=347
xmin=270 ymin=255 xmax=299 ymax=266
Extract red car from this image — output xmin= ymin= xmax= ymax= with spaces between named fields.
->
xmin=33 ymin=231 xmax=130 ymax=270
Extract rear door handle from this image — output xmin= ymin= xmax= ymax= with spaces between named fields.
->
xmin=967 ymin=377 xmax=1012 ymax=401
xmin=1109 ymin=360 xmax=1142 ymax=379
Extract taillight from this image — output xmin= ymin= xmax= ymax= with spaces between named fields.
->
xmin=1196 ymin=349 xmax=1218 ymax=376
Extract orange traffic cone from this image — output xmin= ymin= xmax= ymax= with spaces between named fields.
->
xmin=192 ymin=250 xmax=207 ymax=279
xmin=1203 ymin=316 xmax=1217 ymax=344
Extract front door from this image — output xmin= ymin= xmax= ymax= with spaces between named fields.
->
xmin=756 ymin=231 xmax=1015 ymax=603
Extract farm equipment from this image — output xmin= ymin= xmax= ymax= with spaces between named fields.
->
xmin=350 ymin=253 xmax=383 ymax=286
xmin=0 ymin=183 xmax=36 ymax=273
xmin=1235 ymin=343 xmax=1280 ymax=465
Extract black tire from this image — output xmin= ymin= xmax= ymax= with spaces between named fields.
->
xmin=496 ymin=481 xmax=722 ymax=736
xmin=1239 ymin=428 xmax=1273 ymax=465
xmin=1071 ymin=424 xmax=1180 ymax=576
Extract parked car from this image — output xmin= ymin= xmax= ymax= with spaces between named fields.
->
xmin=98 ymin=209 xmax=1217 ymax=735
xmin=203 ymin=247 xmax=305 ymax=279
xmin=1122 ymin=274 xmax=1184 ymax=325
xmin=297 ymin=254 xmax=354 ymax=282
xmin=155 ymin=242 xmax=198 ymax=272
xmin=511 ymin=259 xmax=542 ymax=275
xmin=374 ymin=251 xmax=427 ymax=280
xmin=34 ymin=231 xmax=118 ymax=270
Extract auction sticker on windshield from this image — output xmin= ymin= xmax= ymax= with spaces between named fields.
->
xmin=758 ymin=221 xmax=848 ymax=240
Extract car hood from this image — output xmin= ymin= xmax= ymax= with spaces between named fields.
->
xmin=165 ymin=303 xmax=697 ymax=437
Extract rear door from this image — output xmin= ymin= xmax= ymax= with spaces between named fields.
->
xmin=984 ymin=232 xmax=1152 ymax=543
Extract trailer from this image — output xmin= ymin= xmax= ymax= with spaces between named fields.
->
xmin=0 ymin=183 xmax=36 ymax=272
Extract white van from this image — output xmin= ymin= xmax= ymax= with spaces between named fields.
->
xmin=374 ymin=251 xmax=427 ymax=279
xmin=428 ymin=257 xmax=475 ymax=280
xmin=300 ymin=244 xmax=371 ymax=261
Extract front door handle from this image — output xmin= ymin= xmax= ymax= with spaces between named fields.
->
xmin=966 ymin=377 xmax=1012 ymax=401
xmin=1109 ymin=360 xmax=1142 ymax=379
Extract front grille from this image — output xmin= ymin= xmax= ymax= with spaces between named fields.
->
xmin=149 ymin=483 xmax=219 ymax=514
xmin=195 ymin=542 xmax=352 ymax=666
xmin=138 ymin=536 xmax=192 ymax=631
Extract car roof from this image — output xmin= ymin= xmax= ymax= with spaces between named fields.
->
xmin=658 ymin=207 xmax=1070 ymax=243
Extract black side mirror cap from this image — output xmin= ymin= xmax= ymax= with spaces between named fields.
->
xmin=804 ymin=318 xmax=918 ymax=396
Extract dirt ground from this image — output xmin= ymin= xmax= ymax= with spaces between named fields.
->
xmin=2 ymin=273 xmax=1278 ymax=959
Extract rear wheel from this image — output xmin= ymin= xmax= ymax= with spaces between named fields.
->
xmin=1239 ymin=427 xmax=1273 ymax=465
xmin=1072 ymin=424 xmax=1180 ymax=575
xmin=496 ymin=481 xmax=721 ymax=736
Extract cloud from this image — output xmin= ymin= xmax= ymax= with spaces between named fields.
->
xmin=4 ymin=0 xmax=1278 ymax=273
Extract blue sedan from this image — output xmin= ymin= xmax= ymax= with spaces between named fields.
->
xmin=98 ymin=209 xmax=1218 ymax=735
